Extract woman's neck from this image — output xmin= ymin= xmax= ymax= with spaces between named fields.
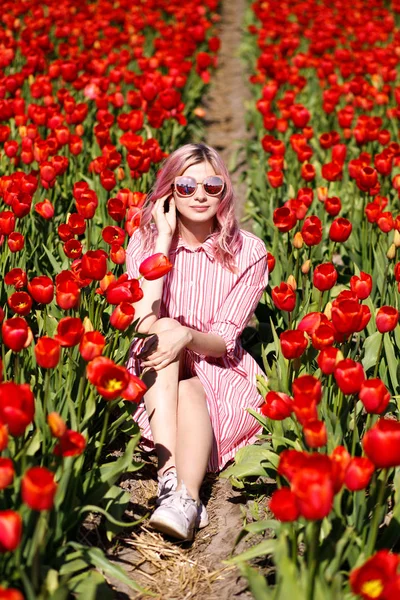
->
xmin=177 ymin=217 xmax=217 ymax=246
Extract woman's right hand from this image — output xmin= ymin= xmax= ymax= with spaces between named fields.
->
xmin=151 ymin=193 xmax=177 ymax=239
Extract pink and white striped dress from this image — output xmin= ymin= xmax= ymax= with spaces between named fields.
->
xmin=126 ymin=224 xmax=269 ymax=472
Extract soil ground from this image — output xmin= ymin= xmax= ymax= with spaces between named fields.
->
xmin=105 ymin=2 xmax=263 ymax=597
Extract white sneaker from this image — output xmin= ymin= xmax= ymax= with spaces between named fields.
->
xmin=150 ymin=482 xmax=205 ymax=541
xmin=156 ymin=469 xmax=209 ymax=529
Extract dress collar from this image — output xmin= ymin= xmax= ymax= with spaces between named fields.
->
xmin=169 ymin=231 xmax=218 ymax=261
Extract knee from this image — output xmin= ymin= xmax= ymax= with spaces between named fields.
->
xmin=148 ymin=317 xmax=182 ymax=334
xmin=178 ymin=377 xmax=206 ymax=403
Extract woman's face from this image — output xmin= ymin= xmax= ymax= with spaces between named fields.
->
xmin=172 ymin=161 xmax=223 ymax=230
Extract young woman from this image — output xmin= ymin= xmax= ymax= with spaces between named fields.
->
xmin=126 ymin=143 xmax=269 ymax=541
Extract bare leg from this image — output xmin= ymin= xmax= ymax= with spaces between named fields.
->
xmin=175 ymin=376 xmax=213 ymax=501
xmin=141 ymin=318 xmax=184 ymax=477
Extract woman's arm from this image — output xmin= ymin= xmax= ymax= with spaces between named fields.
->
xmin=183 ymin=327 xmax=227 ymax=358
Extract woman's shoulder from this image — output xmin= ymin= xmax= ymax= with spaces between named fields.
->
xmin=237 ymin=229 xmax=268 ymax=261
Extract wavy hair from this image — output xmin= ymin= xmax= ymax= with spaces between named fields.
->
xmin=135 ymin=143 xmax=242 ymax=273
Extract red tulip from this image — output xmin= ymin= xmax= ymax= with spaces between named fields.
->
xmin=54 ymin=430 xmax=86 ymax=457
xmin=313 ymin=263 xmax=338 ymax=291
xmin=0 ymin=421 xmax=9 ymax=452
xmin=301 ymin=215 xmax=322 ymax=246
xmin=0 ymin=458 xmax=14 ymax=490
xmin=317 ymin=347 xmax=340 ymax=375
xmin=0 ymin=211 xmax=15 ymax=235
xmin=330 ymin=446 xmax=351 ymax=493
xmin=54 ymin=317 xmax=84 ymax=347
xmin=27 ymin=276 xmax=54 ymax=304
xmin=272 ymin=206 xmax=297 ymax=233
xmin=87 ymin=356 xmax=130 ymax=400
xmin=291 ymin=467 xmax=334 ymax=520
xmin=63 ymin=239 xmax=83 ymax=259
xmin=1 ymin=317 xmax=31 ymax=352
xmin=311 ymin=323 xmax=335 ymax=350
xmin=376 ymin=306 xmax=399 ymax=333
xmin=0 ymin=383 xmax=35 ymax=436
xmin=0 ymin=586 xmax=24 ymax=599
xmin=110 ymin=243 xmax=126 ymax=265
xmin=344 ymin=457 xmax=375 ymax=491
xmin=350 ymin=551 xmax=400 ymax=600
xmin=21 ymin=467 xmax=57 ymax=511
xmin=139 ymin=254 xmax=173 ymax=280
xmin=7 ymin=292 xmax=32 ymax=316
xmin=280 ymin=330 xmax=308 ymax=359
xmin=56 ymin=280 xmax=80 ymax=310
xmin=35 ymin=198 xmax=55 ymax=220
xmin=110 ymin=302 xmax=135 ymax=331
xmin=120 ymin=373 xmax=148 ymax=403
xmin=267 ymin=252 xmax=276 ymax=273
xmin=292 ymin=374 xmax=322 ymax=404
xmin=35 ymin=337 xmax=61 ymax=369
xmin=334 ymin=359 xmax=365 ymax=395
xmin=102 ymin=225 xmax=126 ymax=246
xmin=359 ymin=379 xmax=391 ymax=414
xmin=350 ymin=272 xmax=373 ymax=300
xmin=8 ymin=232 xmax=24 ymax=253
xmin=271 ymin=282 xmax=296 ymax=312
xmin=81 ymin=250 xmax=108 ymax=281
xmin=105 ymin=275 xmax=143 ymax=305
xmin=329 ymin=217 xmax=352 ymax=242
xmin=269 ymin=488 xmax=299 ymax=522
xmin=298 ymin=312 xmax=327 ymax=335
xmin=303 ymin=420 xmax=327 ymax=448
xmin=267 ymin=170 xmax=284 ymax=188
xmin=4 ymin=268 xmax=27 ymax=290
xmin=363 ymin=419 xmax=400 ymax=468
xmin=331 ymin=298 xmax=363 ymax=335
xmin=261 ymin=391 xmax=293 ymax=420
xmin=79 ymin=331 xmax=106 ymax=361
xmin=0 ymin=510 xmax=22 ymax=553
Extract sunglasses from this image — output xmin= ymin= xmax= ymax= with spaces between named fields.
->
xmin=172 ymin=175 xmax=225 ymax=197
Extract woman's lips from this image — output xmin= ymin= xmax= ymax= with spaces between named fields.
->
xmin=191 ymin=206 xmax=209 ymax=212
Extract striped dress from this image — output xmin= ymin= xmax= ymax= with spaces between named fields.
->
xmin=126 ymin=224 xmax=269 ymax=472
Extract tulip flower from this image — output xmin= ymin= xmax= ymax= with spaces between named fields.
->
xmin=359 ymin=379 xmax=391 ymax=414
xmin=4 ymin=268 xmax=27 ymax=290
xmin=267 ymin=252 xmax=276 ymax=273
xmin=54 ymin=317 xmax=84 ymax=347
xmin=56 ymin=280 xmax=80 ymax=310
xmin=47 ymin=412 xmax=67 ymax=439
xmin=0 ymin=383 xmax=35 ymax=436
xmin=7 ymin=292 xmax=32 ymax=317
xmin=271 ymin=282 xmax=296 ymax=312
xmin=8 ymin=232 xmax=24 ymax=253
xmin=350 ymin=550 xmax=400 ymax=600
xmin=291 ymin=467 xmax=334 ymax=520
xmin=350 ymin=272 xmax=373 ymax=300
xmin=311 ymin=323 xmax=335 ymax=350
xmin=0 ymin=586 xmax=24 ymax=599
xmin=35 ymin=337 xmax=61 ymax=369
xmin=331 ymin=298 xmax=363 ymax=335
xmin=363 ymin=419 xmax=400 ymax=468
xmin=0 ymin=510 xmax=22 ymax=553
xmin=0 ymin=458 xmax=14 ymax=490
xmin=376 ymin=306 xmax=399 ymax=333
xmin=261 ymin=391 xmax=293 ymax=420
xmin=280 ymin=330 xmax=308 ymax=359
xmin=269 ymin=488 xmax=299 ymax=522
xmin=330 ymin=446 xmax=351 ymax=493
xmin=329 ymin=217 xmax=352 ymax=242
xmin=344 ymin=457 xmax=375 ymax=491
xmin=110 ymin=302 xmax=136 ymax=330
xmin=313 ymin=263 xmax=338 ymax=291
xmin=292 ymin=375 xmax=322 ymax=404
xmin=81 ymin=250 xmax=108 ymax=281
xmin=79 ymin=331 xmax=106 ymax=361
xmin=298 ymin=312 xmax=327 ymax=335
xmin=54 ymin=430 xmax=86 ymax=457
xmin=35 ymin=198 xmax=55 ymax=220
xmin=301 ymin=215 xmax=323 ymax=246
xmin=27 ymin=275 xmax=54 ymax=304
xmin=334 ymin=359 xmax=365 ymax=395
xmin=21 ymin=466 xmax=57 ymax=511
xmin=0 ymin=421 xmax=8 ymax=452
xmin=139 ymin=253 xmax=173 ymax=280
xmin=317 ymin=347 xmax=341 ymax=375
xmin=303 ymin=420 xmax=327 ymax=448
xmin=87 ymin=356 xmax=130 ymax=400
xmin=106 ymin=274 xmax=143 ymax=304
xmin=121 ymin=373 xmax=147 ymax=403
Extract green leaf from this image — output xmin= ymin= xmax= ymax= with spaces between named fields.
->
xmin=234 ymin=519 xmax=280 ymax=548
xmin=225 ymin=539 xmax=277 ymax=564
xmin=66 ymin=543 xmax=153 ymax=595
xmin=384 ymin=332 xmax=399 ymax=393
xmin=238 ymin=563 xmax=273 ymax=599
xmin=220 ymin=443 xmax=278 ymax=480
xmin=361 ymin=331 xmax=382 ymax=373
xmin=68 ymin=570 xmax=114 ymax=600
xmin=42 ymin=243 xmax=63 ymax=274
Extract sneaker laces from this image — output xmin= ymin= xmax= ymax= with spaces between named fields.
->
xmin=156 ymin=468 xmax=177 ymax=505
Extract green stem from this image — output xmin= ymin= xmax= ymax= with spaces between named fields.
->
xmin=373 ymin=334 xmax=384 ymax=378
xmin=307 ymin=520 xmax=321 ymax=600
xmin=14 ymin=353 xmax=20 ymax=383
xmin=351 ymin=395 xmax=358 ymax=456
xmin=366 ymin=469 xmax=388 ymax=556
xmin=93 ymin=402 xmax=112 ymax=468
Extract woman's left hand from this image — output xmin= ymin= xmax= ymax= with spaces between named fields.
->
xmin=137 ymin=327 xmax=191 ymax=371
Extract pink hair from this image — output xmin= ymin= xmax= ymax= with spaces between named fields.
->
xmin=135 ymin=143 xmax=242 ymax=273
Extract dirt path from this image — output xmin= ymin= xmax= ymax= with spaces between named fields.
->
xmin=106 ymin=2 xmax=258 ymax=597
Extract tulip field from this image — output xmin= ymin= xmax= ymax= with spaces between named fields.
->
xmin=221 ymin=0 xmax=400 ymax=599
xmin=0 ymin=0 xmax=220 ymax=597
xmin=1 ymin=0 xmax=400 ymax=598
